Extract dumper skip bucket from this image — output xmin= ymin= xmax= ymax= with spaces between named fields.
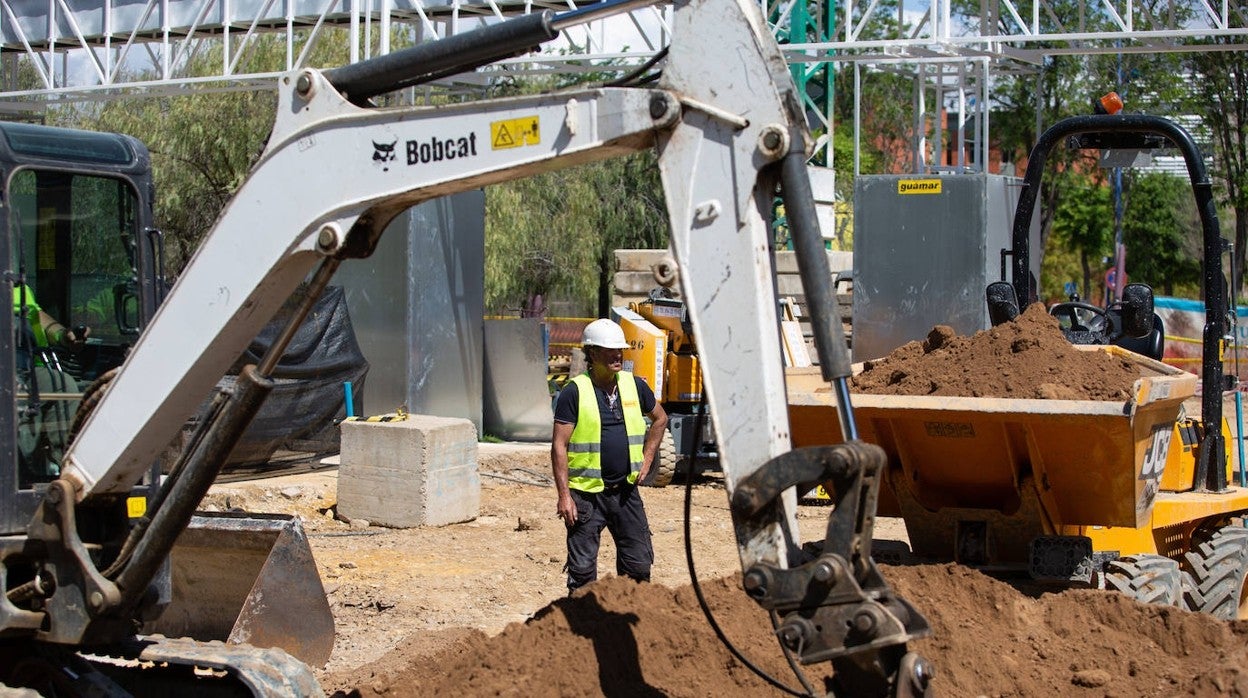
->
xmin=143 ymin=511 xmax=334 ymax=667
xmin=787 ymin=346 xmax=1197 ymax=530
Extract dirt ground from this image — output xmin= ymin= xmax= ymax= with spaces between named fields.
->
xmin=207 ymin=445 xmax=1248 ymax=698
xmin=198 ymin=309 xmax=1248 ymax=697
xmin=205 ymin=446 xmax=867 ymax=694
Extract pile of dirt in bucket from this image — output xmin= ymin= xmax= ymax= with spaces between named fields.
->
xmin=332 ymin=566 xmax=1248 ymax=697
xmin=850 ymin=303 xmax=1143 ymax=401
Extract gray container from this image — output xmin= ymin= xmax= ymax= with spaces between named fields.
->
xmin=336 ymin=191 xmax=485 ymax=431
xmin=852 ymin=174 xmax=1039 ymax=362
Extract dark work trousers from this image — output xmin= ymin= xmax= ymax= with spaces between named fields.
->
xmin=565 ymin=484 xmax=654 ymax=592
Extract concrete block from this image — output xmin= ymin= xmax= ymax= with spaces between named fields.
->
xmin=338 ymin=415 xmax=480 ymax=528
xmin=772 ymin=250 xmax=852 ymax=274
xmin=614 ymin=248 xmax=670 ymax=272
xmin=613 ymin=269 xmax=664 ymax=294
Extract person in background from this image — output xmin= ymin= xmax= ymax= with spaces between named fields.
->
xmin=551 ymin=318 xmax=668 ymax=593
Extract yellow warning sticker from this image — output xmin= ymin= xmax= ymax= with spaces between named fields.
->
xmin=126 ymin=496 xmax=147 ymax=518
xmin=898 ymin=179 xmax=942 ymax=195
xmin=491 ymin=116 xmax=540 ymax=150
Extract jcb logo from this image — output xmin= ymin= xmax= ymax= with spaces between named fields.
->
xmin=1140 ymin=425 xmax=1172 ymax=481
xmin=1137 ymin=424 xmax=1172 ymax=513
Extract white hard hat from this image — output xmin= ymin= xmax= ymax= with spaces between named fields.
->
xmin=582 ymin=318 xmax=629 ymax=349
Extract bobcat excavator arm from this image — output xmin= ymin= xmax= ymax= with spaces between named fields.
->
xmin=21 ymin=0 xmax=930 ymax=693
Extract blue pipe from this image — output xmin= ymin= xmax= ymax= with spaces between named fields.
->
xmin=1237 ymin=390 xmax=1246 ymax=488
xmin=344 ymin=381 xmax=355 ymax=418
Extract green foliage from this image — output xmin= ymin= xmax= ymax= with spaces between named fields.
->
xmin=1122 ymin=172 xmax=1201 ymax=296
xmin=484 ymin=151 xmax=666 ymax=315
xmin=972 ymin=0 xmax=1187 ymax=256
xmin=1045 ymin=171 xmax=1112 ymax=300
xmin=1039 ymin=241 xmax=1083 ymax=303
xmin=831 ymin=126 xmax=873 ymax=248
xmin=1042 ymin=171 xmax=1202 ymax=302
xmin=65 ymin=86 xmax=276 ymax=270
xmin=833 ymin=68 xmax=912 ymax=174
xmin=483 ymin=60 xmax=669 ymax=316
xmin=48 ymin=29 xmax=410 ymax=270
xmin=828 ymin=0 xmax=913 ymax=174
xmin=1186 ymin=44 xmax=1248 ymax=293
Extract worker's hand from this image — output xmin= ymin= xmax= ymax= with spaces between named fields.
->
xmin=637 ymin=460 xmax=651 ymax=484
xmin=557 ymin=491 xmax=578 ymax=527
xmin=49 ymin=323 xmax=88 ymax=350
xmin=60 ymin=325 xmax=89 ymax=349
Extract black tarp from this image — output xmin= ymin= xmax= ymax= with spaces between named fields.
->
xmin=186 ymin=285 xmax=368 ymax=467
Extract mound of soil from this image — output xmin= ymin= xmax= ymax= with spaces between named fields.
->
xmin=335 ymin=566 xmax=1248 ymax=697
xmin=851 ymin=303 xmax=1143 ymax=401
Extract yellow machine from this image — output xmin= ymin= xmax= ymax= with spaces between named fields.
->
xmin=788 ymin=347 xmax=1248 ymax=617
xmin=614 ymin=290 xmax=713 ymax=487
xmin=789 ymin=113 xmax=1248 ymax=620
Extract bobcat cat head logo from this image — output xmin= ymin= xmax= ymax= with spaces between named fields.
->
xmin=372 ymin=140 xmax=398 ymax=164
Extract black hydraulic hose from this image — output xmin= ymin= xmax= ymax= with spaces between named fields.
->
xmin=1010 ymin=114 xmax=1228 ymax=491
xmin=605 ymin=47 xmax=668 ymax=88
xmin=324 ymin=12 xmax=558 ymax=105
xmin=100 ymin=389 xmax=231 ymax=580
xmin=779 ymin=152 xmax=852 ymax=382
xmin=682 ymin=402 xmax=811 ymax=697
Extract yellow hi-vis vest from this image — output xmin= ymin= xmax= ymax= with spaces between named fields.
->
xmin=567 ymin=371 xmax=647 ymax=492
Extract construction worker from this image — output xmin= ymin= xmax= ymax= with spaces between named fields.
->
xmin=11 ymin=284 xmax=85 ymax=486
xmin=552 ymin=318 xmax=668 ymax=593
xmin=12 ymin=284 xmax=87 ymax=350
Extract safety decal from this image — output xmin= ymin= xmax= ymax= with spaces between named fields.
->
xmin=898 ymin=179 xmax=942 ymax=195
xmin=491 ymin=116 xmax=540 ymax=150
xmin=126 ymin=496 xmax=147 ymax=518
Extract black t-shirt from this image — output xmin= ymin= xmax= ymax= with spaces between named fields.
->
xmin=554 ymin=374 xmax=657 ymax=485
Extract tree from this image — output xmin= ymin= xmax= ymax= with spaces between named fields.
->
xmin=1122 ymin=172 xmax=1201 ymax=296
xmin=51 ymin=29 xmax=414 ymax=270
xmin=964 ymin=0 xmax=1186 ymax=257
xmin=1046 ymin=170 xmax=1113 ymax=300
xmin=482 ymin=63 xmax=669 ymax=317
xmin=484 ymin=152 xmax=667 ymax=317
xmin=831 ymin=0 xmax=914 ymax=175
xmin=1187 ymin=43 xmax=1248 ymax=296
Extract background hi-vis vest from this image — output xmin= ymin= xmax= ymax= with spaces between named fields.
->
xmin=567 ymin=371 xmax=647 ymax=492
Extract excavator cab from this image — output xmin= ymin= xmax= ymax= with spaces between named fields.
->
xmin=0 ymin=124 xmax=332 ymax=687
xmin=0 ymin=122 xmax=164 ymax=521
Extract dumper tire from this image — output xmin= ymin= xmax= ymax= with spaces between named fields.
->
xmin=642 ymin=429 xmax=678 ymax=488
xmin=1183 ymin=521 xmax=1248 ymax=620
xmin=1103 ymin=554 xmax=1182 ymax=607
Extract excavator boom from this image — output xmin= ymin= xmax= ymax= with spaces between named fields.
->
xmin=10 ymin=0 xmax=930 ymax=694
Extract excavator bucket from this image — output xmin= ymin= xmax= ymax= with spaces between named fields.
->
xmin=144 ymin=512 xmax=335 ymax=667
